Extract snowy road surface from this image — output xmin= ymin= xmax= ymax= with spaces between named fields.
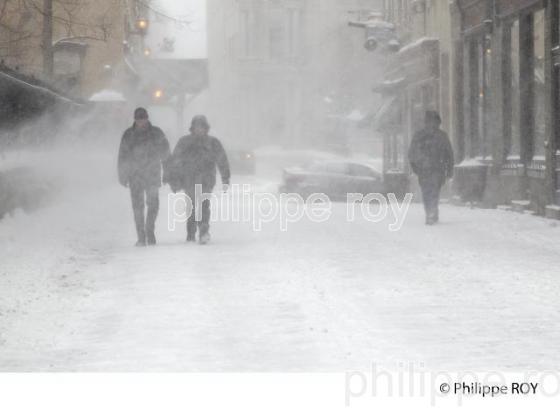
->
xmin=1 ymin=150 xmax=560 ymax=371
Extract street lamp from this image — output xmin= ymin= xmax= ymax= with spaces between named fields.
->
xmin=153 ymin=89 xmax=164 ymax=100
xmin=348 ymin=13 xmax=400 ymax=53
xmin=136 ymin=18 xmax=149 ymax=33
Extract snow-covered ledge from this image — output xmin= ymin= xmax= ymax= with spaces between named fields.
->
xmin=456 ymin=158 xmax=490 ymax=168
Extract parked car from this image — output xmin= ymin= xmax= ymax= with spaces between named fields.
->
xmin=279 ymin=159 xmax=384 ymax=200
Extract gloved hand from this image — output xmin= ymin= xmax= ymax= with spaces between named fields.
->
xmin=222 ymin=183 xmax=230 ymax=193
xmin=445 ymin=168 xmax=455 ymax=179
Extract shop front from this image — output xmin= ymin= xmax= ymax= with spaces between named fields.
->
xmin=454 ymin=0 xmax=560 ymax=213
xmin=549 ymin=0 xmax=560 ymax=208
xmin=373 ymin=37 xmax=441 ymax=197
xmin=497 ymin=0 xmax=550 ymax=213
xmin=453 ymin=0 xmax=494 ymax=203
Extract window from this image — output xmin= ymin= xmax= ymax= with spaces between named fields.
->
xmin=553 ymin=0 xmax=560 ymax=48
xmin=326 ymin=162 xmax=350 ymax=175
xmin=348 ymin=164 xmax=378 ymax=179
xmin=481 ymin=35 xmax=492 ymax=158
xmin=509 ymin=19 xmax=521 ymax=159
xmin=309 ymin=162 xmax=327 ymax=173
xmin=505 ymin=9 xmax=547 ymax=164
xmin=268 ymin=8 xmax=286 ymax=61
xmin=553 ymin=0 xmax=560 ymax=149
xmin=287 ymin=8 xmax=301 ymax=59
xmin=467 ymin=34 xmax=491 ymax=159
xmin=240 ymin=9 xmax=256 ymax=57
xmin=533 ymin=9 xmax=546 ymax=159
xmin=53 ymin=50 xmax=81 ymax=77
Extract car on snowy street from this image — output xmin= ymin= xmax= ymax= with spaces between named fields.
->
xmin=228 ymin=149 xmax=256 ymax=175
xmin=279 ymin=159 xmax=384 ymax=200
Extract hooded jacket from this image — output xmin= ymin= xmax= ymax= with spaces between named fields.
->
xmin=166 ymin=134 xmax=231 ymax=192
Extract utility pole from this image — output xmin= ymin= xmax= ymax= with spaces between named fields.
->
xmin=42 ymin=0 xmax=54 ymax=80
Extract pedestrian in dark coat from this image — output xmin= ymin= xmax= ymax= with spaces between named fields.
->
xmin=408 ymin=111 xmax=454 ymax=225
xmin=166 ymin=115 xmax=230 ymax=244
xmin=118 ymin=107 xmax=171 ymax=246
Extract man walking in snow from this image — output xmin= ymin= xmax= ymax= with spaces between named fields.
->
xmin=166 ymin=115 xmax=230 ymax=245
xmin=118 ymin=108 xmax=171 ymax=246
xmin=408 ymin=111 xmax=454 ymax=225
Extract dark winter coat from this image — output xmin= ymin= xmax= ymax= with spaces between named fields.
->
xmin=118 ymin=123 xmax=171 ymax=188
xmin=408 ymin=128 xmax=454 ymax=179
xmin=165 ymin=134 xmax=231 ymax=192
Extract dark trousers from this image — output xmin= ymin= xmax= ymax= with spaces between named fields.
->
xmin=419 ymin=174 xmax=444 ymax=222
xmin=185 ymin=186 xmax=212 ymax=238
xmin=130 ymin=182 xmax=160 ymax=241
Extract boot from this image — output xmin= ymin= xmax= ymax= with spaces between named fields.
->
xmin=147 ymin=231 xmax=156 ymax=246
xmin=199 ymin=224 xmax=210 ymax=245
xmin=186 ymin=226 xmax=197 ymax=243
xmin=187 ymin=217 xmax=197 ymax=243
xmin=199 ymin=232 xmax=211 ymax=245
xmin=135 ymin=229 xmax=147 ymax=246
xmin=426 ymin=211 xmax=438 ymax=226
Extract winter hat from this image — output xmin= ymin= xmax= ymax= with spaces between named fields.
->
xmin=190 ymin=115 xmax=210 ymax=132
xmin=425 ymin=110 xmax=441 ymax=125
xmin=134 ymin=107 xmax=149 ymax=120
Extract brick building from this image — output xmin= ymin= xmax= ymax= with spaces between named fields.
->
xmin=0 ymin=0 xmax=148 ymax=99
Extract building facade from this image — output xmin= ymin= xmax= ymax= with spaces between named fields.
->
xmin=376 ymin=0 xmax=560 ymax=216
xmin=0 ymin=0 xmax=144 ymax=99
xmin=207 ymin=0 xmax=383 ymax=151
xmin=453 ymin=0 xmax=560 ymax=214
xmin=371 ymin=0 xmax=453 ymax=196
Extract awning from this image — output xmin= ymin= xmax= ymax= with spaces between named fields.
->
xmin=346 ymin=109 xmax=366 ymax=122
xmin=326 ymin=108 xmax=376 ymax=129
xmin=0 ymin=70 xmax=81 ymax=105
xmin=371 ymin=77 xmax=406 ymax=95
xmin=373 ymin=97 xmax=402 ymax=134
xmin=0 ymin=67 xmax=83 ymax=127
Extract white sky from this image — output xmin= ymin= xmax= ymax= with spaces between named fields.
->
xmin=146 ymin=0 xmax=207 ymax=59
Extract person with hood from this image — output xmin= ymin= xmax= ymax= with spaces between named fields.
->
xmin=408 ymin=111 xmax=454 ymax=225
xmin=166 ymin=115 xmax=231 ymax=245
xmin=118 ymin=107 xmax=171 ymax=246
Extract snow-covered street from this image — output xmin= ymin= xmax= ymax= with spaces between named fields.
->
xmin=1 ymin=151 xmax=560 ymax=372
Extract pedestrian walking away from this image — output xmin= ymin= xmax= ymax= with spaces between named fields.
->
xmin=165 ymin=115 xmax=231 ymax=245
xmin=408 ymin=111 xmax=454 ymax=225
xmin=118 ymin=107 xmax=171 ymax=246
